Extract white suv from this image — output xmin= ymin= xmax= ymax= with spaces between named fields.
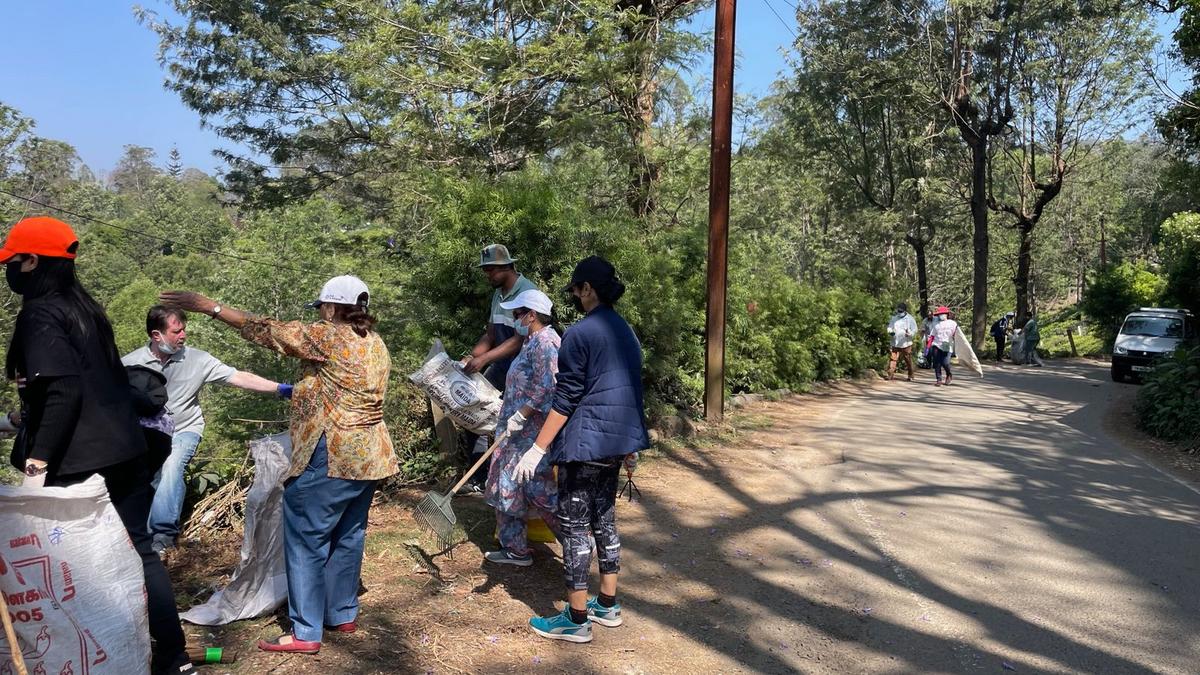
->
xmin=1111 ymin=308 xmax=1195 ymax=382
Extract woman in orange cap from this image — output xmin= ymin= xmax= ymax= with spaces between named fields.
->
xmin=2 ymin=216 xmax=194 ymax=674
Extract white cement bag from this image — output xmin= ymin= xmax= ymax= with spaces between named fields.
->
xmin=409 ymin=340 xmax=502 ymax=434
xmin=181 ymin=433 xmax=292 ymax=626
xmin=1011 ymin=332 xmax=1028 ymax=365
xmin=952 ymin=329 xmax=984 ymax=377
xmin=0 ymin=475 xmax=151 ymax=675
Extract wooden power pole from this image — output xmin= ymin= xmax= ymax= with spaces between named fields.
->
xmin=705 ymin=0 xmax=736 ymax=421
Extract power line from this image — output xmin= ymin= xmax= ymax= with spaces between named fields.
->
xmin=762 ymin=0 xmax=798 ymax=40
xmin=0 ymin=189 xmax=323 ymax=278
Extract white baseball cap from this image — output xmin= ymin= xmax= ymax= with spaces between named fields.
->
xmin=307 ymin=275 xmax=370 ymax=308
xmin=499 ymin=289 xmax=553 ymax=316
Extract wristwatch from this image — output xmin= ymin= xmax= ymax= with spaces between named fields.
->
xmin=211 ymin=304 xmax=222 ymax=318
xmin=24 ymin=462 xmax=48 ymax=477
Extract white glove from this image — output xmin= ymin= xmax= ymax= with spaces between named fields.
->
xmin=513 ymin=444 xmax=546 ymax=484
xmin=505 ymin=410 xmax=527 ymax=435
xmin=22 ymin=472 xmax=46 ymax=488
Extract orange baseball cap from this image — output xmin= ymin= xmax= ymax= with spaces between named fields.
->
xmin=0 ymin=216 xmax=79 ymax=264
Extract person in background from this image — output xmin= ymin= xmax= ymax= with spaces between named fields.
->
xmin=928 ymin=305 xmax=959 ymax=386
xmin=461 ymin=244 xmax=539 ymax=491
xmin=1 ymin=216 xmax=193 ymax=675
xmin=990 ymin=312 xmax=1015 ymax=362
xmin=885 ymin=302 xmax=918 ymax=382
xmin=122 ymin=305 xmax=290 ymax=553
xmin=483 ymin=289 xmax=563 ymax=567
xmin=921 ymin=311 xmax=936 ymax=368
xmin=516 ymin=256 xmax=649 ymax=644
xmin=1023 ymin=314 xmax=1045 ymax=367
xmin=160 ymin=275 xmax=398 ymax=656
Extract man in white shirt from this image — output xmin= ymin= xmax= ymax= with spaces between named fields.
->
xmin=122 ymin=305 xmax=288 ymax=552
xmin=885 ymin=303 xmax=919 ymax=381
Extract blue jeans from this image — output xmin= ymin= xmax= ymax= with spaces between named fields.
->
xmin=283 ymin=436 xmax=377 ymax=643
xmin=148 ymin=430 xmax=203 ymax=544
xmin=931 ymin=346 xmax=952 ymax=382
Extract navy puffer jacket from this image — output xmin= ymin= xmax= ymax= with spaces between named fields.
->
xmin=549 ymin=306 xmax=649 ymax=463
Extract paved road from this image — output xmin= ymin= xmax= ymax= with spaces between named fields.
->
xmin=619 ymin=359 xmax=1200 ymax=674
xmin=791 ymin=360 xmax=1200 ymax=673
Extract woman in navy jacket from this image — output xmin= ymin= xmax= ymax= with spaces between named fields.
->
xmin=514 ymin=256 xmax=649 ymax=643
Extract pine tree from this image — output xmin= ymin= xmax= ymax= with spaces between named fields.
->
xmin=166 ymin=145 xmax=183 ymax=178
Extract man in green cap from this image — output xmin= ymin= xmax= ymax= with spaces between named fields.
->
xmin=461 ymin=244 xmax=539 ymax=488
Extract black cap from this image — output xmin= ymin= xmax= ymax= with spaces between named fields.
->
xmin=563 ymin=255 xmax=617 ymax=291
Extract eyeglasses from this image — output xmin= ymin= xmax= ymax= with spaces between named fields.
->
xmin=512 ymin=309 xmax=529 ymax=318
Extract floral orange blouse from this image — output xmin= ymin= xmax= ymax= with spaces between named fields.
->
xmin=240 ymin=317 xmax=399 ymax=481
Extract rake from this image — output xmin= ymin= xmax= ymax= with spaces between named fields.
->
xmin=413 ymin=434 xmax=502 ymax=549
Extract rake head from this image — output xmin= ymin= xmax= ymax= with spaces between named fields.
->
xmin=413 ymin=489 xmax=458 ymax=549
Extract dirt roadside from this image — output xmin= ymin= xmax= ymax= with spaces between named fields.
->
xmin=167 ymin=364 xmax=1199 ymax=674
xmin=169 ymin=379 xmax=882 ymax=675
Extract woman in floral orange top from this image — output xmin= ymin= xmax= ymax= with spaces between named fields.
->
xmin=160 ymin=275 xmax=397 ymax=656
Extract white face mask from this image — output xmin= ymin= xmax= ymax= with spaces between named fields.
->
xmin=154 ymin=333 xmax=183 ymax=356
xmin=938 ymin=314 xmax=948 ymax=321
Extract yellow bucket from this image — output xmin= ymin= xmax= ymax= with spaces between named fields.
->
xmin=494 ymin=515 xmax=557 ymax=544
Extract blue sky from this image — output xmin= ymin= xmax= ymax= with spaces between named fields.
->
xmin=0 ymin=1 xmax=1180 ymax=175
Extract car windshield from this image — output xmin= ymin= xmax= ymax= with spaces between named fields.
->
xmin=1121 ymin=317 xmax=1184 ymax=338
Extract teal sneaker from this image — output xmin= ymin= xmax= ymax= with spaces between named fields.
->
xmin=586 ymin=596 xmax=623 ymax=627
xmin=529 ymin=607 xmax=592 ymax=643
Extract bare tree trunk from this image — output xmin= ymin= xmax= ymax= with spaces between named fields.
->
xmin=1014 ymin=223 xmax=1033 ymax=325
xmin=969 ymin=140 xmax=990 ymax=349
xmin=914 ymin=240 xmax=930 ymax=318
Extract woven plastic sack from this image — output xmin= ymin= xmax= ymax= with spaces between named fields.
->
xmin=1011 ymin=332 xmax=1028 ymax=365
xmin=0 ymin=475 xmax=151 ymax=674
xmin=180 ymin=433 xmax=292 ymax=626
xmin=409 ymin=340 xmax=502 ymax=434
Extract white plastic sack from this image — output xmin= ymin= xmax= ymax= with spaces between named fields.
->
xmin=409 ymin=340 xmax=502 ymax=434
xmin=0 ymin=475 xmax=151 ymax=675
xmin=952 ymin=329 xmax=984 ymax=377
xmin=1011 ymin=332 xmax=1028 ymax=365
xmin=180 ymin=433 xmax=292 ymax=626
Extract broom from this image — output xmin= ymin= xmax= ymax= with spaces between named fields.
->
xmin=413 ymin=433 xmax=504 ymax=548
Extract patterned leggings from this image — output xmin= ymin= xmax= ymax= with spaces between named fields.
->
xmin=497 ymin=506 xmax=561 ymax=557
xmin=558 ymin=459 xmax=622 ymax=590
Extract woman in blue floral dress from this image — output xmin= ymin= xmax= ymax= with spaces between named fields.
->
xmin=484 ymin=289 xmax=563 ymax=566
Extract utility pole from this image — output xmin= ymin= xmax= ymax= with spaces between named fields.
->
xmin=705 ymin=0 xmax=736 ymax=421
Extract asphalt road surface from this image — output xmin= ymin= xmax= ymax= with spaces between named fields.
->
xmin=618 ymin=359 xmax=1200 ymax=674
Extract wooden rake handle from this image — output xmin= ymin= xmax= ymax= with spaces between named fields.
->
xmin=447 ymin=432 xmax=506 ymax=497
xmin=0 ymin=582 xmax=28 ymax=675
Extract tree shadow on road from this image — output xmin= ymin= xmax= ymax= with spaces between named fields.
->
xmin=610 ymin=369 xmax=1198 ymax=673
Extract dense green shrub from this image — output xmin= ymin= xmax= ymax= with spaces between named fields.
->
xmin=1080 ymin=262 xmax=1165 ymax=347
xmin=1135 ymin=345 xmax=1200 ymax=451
xmin=1159 ymin=212 xmax=1200 ymax=316
xmin=1038 ymin=307 xmax=1105 ymax=357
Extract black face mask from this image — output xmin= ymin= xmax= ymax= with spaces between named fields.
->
xmin=5 ymin=261 xmax=29 ymax=296
xmin=571 ymin=295 xmax=585 ymax=313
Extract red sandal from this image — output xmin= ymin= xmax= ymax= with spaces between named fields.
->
xmin=326 ymin=621 xmax=357 ymax=633
xmin=258 ymin=633 xmax=321 ymax=654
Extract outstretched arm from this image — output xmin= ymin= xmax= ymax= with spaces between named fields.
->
xmin=228 ymin=370 xmax=281 ymax=394
xmin=158 ymin=291 xmax=250 ymax=328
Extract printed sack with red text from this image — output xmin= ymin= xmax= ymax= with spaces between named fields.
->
xmin=0 ymin=475 xmax=150 ymax=674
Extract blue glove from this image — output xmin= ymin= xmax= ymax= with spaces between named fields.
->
xmin=277 ymin=383 xmax=294 ymax=399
